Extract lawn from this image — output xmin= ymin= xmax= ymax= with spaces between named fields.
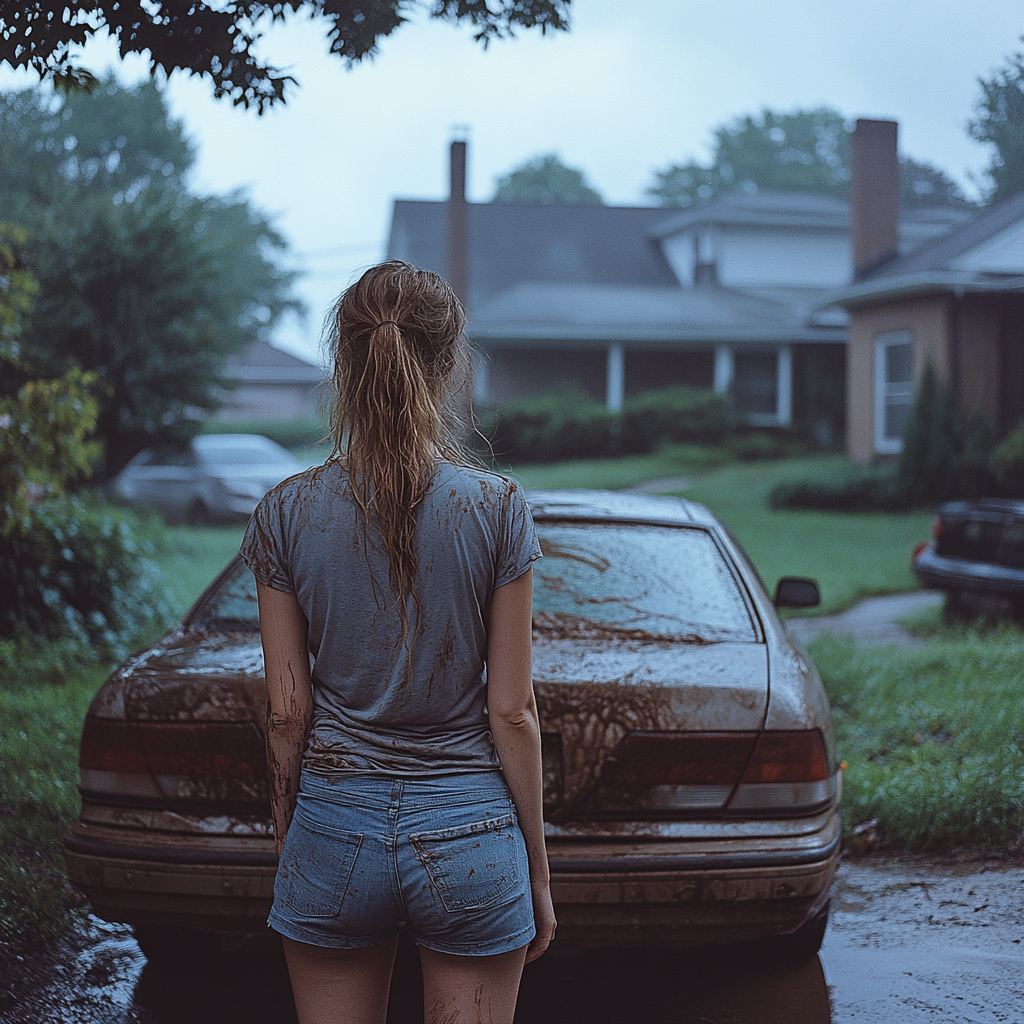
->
xmin=510 ymin=452 xmax=934 ymax=615
xmin=811 ymin=627 xmax=1024 ymax=851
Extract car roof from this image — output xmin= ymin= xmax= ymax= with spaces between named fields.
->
xmin=527 ymin=489 xmax=716 ymax=528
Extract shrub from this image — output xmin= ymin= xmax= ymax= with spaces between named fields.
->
xmin=990 ymin=422 xmax=1024 ymax=496
xmin=770 ymin=464 xmax=908 ymax=511
xmin=479 ymin=388 xmax=615 ymax=463
xmin=772 ymin=362 xmax=997 ymax=511
xmin=618 ymin=387 xmax=732 ymax=454
xmin=0 ymin=493 xmax=169 ymax=659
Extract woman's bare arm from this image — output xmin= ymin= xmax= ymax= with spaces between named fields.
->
xmin=486 ymin=568 xmax=556 ymax=962
xmin=255 ymin=581 xmax=313 ymax=858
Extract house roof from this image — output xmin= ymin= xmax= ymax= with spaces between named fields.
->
xmin=647 ymin=190 xmax=971 ymax=239
xmin=387 ymin=200 xmax=678 ymax=304
xmin=827 ymin=191 xmax=1024 ymax=307
xmin=224 ymin=340 xmax=323 ymax=384
xmin=470 ymin=283 xmax=844 ymax=345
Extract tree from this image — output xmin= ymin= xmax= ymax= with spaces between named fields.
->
xmin=969 ymin=41 xmax=1024 ymax=203
xmin=647 ymin=107 xmax=972 ymax=210
xmin=2 ymin=78 xmax=298 ymax=477
xmin=492 ymin=153 xmax=603 ymax=204
xmin=0 ymin=1 xmax=571 ymax=112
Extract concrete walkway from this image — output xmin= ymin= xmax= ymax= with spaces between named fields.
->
xmin=788 ymin=590 xmax=943 ymax=647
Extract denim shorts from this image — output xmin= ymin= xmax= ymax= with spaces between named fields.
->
xmin=268 ymin=770 xmax=536 ymax=955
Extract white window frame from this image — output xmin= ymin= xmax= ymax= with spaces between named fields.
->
xmin=873 ymin=331 xmax=914 ymax=455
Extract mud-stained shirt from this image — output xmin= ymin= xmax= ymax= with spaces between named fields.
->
xmin=239 ymin=460 xmax=540 ymax=776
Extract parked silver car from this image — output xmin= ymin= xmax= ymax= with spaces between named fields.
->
xmin=114 ymin=434 xmax=302 ymax=523
xmin=65 ymin=490 xmax=839 ymax=961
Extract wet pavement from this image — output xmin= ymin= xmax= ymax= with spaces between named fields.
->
xmin=2 ymin=856 xmax=1020 ymax=1023
xmin=788 ymin=591 xmax=944 ymax=648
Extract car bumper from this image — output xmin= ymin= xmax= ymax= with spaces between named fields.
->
xmin=65 ymin=808 xmax=840 ymax=946
xmin=913 ymin=545 xmax=1024 ymax=597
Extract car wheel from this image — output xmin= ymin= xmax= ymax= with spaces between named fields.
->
xmin=770 ymin=901 xmax=830 ymax=961
xmin=185 ymin=499 xmax=211 ymax=526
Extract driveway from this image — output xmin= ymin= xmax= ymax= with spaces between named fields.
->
xmin=787 ymin=591 xmax=943 ymax=648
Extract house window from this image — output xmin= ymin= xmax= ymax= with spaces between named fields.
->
xmin=874 ymin=331 xmax=913 ymax=454
xmin=734 ymin=351 xmax=778 ymax=420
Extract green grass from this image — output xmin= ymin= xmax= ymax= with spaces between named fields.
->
xmin=511 ymin=453 xmax=933 ymax=615
xmin=503 ymin=443 xmax=730 ymax=491
xmin=811 ymin=627 xmax=1024 ymax=851
xmin=0 ymin=524 xmax=245 ymax=985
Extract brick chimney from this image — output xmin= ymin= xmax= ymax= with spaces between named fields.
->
xmin=446 ymin=139 xmax=469 ymax=305
xmin=850 ymin=119 xmax=899 ymax=279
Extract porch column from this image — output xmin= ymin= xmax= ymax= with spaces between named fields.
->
xmin=472 ymin=348 xmax=489 ymax=403
xmin=713 ymin=344 xmax=734 ymax=394
xmin=606 ymin=342 xmax=624 ymax=412
xmin=776 ymin=345 xmax=793 ymax=425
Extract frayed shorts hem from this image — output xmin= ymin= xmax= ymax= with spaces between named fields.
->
xmin=268 ymin=914 xmax=394 ymax=950
xmin=415 ymin=922 xmax=536 ymax=957
xmin=268 ymin=917 xmax=536 ymax=957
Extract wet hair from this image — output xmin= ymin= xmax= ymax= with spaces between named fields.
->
xmin=324 ymin=260 xmax=471 ymax=630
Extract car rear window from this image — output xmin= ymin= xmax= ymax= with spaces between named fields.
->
xmin=532 ymin=522 xmax=757 ymax=643
xmin=192 ymin=523 xmax=758 ymax=643
xmin=190 ymin=560 xmax=260 ymax=631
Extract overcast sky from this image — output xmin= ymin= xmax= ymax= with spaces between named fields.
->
xmin=3 ymin=1 xmax=1023 ymax=361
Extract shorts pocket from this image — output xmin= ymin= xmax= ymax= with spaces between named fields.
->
xmin=275 ymin=814 xmax=363 ymax=918
xmin=409 ymin=812 xmax=522 ymax=913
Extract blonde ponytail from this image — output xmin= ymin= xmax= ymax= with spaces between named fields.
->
xmin=325 ymin=261 xmax=470 ymax=636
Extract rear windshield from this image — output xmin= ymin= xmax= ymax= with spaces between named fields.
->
xmin=192 ymin=522 xmax=758 ymax=643
xmin=190 ymin=561 xmax=260 ymax=632
xmin=532 ymin=522 xmax=757 ymax=643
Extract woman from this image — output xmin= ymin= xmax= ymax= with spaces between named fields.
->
xmin=240 ymin=261 xmax=555 ymax=1024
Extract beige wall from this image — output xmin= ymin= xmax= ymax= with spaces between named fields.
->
xmin=846 ymin=296 xmax=952 ymax=464
xmin=958 ymin=297 xmax=1002 ymax=423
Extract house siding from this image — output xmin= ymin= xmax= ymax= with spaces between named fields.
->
xmin=846 ymin=296 xmax=951 ymax=464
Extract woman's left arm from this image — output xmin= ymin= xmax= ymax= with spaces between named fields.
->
xmin=255 ymin=581 xmax=313 ymax=857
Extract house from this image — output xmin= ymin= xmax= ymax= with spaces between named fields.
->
xmin=218 ymin=339 xmax=323 ymax=421
xmin=386 ymin=141 xmax=966 ymax=442
xmin=827 ymin=121 xmax=1024 ymax=463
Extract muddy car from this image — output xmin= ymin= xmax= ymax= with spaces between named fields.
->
xmin=65 ymin=490 xmax=840 ymax=959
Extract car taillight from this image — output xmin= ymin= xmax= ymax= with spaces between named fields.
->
xmin=579 ymin=732 xmax=759 ymax=815
xmin=726 ymin=730 xmax=836 ymax=813
xmin=79 ymin=717 xmax=268 ymax=807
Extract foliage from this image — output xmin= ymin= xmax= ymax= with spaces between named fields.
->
xmin=617 ymin=386 xmax=732 ymax=452
xmin=1 ymin=226 xmax=100 ymax=531
xmin=0 ymin=493 xmax=170 ymax=656
xmin=968 ymin=40 xmax=1024 ymax=203
xmin=479 ymin=387 xmax=614 ymax=463
xmin=771 ymin=364 xmax=997 ymax=512
xmin=647 ymin=106 xmax=972 ymax=210
xmin=492 ymin=153 xmax=603 ymax=205
xmin=812 ymin=630 xmax=1024 ymax=851
xmin=480 ymin=386 xmax=741 ymax=463
xmin=1 ymin=78 xmax=299 ymax=478
xmin=989 ymin=422 xmax=1024 ymax=496
xmin=0 ymin=1 xmax=572 ymax=112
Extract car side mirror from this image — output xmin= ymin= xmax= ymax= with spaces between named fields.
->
xmin=774 ymin=577 xmax=820 ymax=609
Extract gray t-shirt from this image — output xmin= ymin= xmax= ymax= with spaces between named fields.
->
xmin=240 ymin=460 xmax=540 ymax=776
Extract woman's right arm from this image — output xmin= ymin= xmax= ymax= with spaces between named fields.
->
xmin=486 ymin=568 xmax=556 ymax=963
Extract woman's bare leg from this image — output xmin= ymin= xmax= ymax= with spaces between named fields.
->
xmin=282 ymin=934 xmax=399 ymax=1024
xmin=419 ymin=944 xmax=528 ymax=1024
